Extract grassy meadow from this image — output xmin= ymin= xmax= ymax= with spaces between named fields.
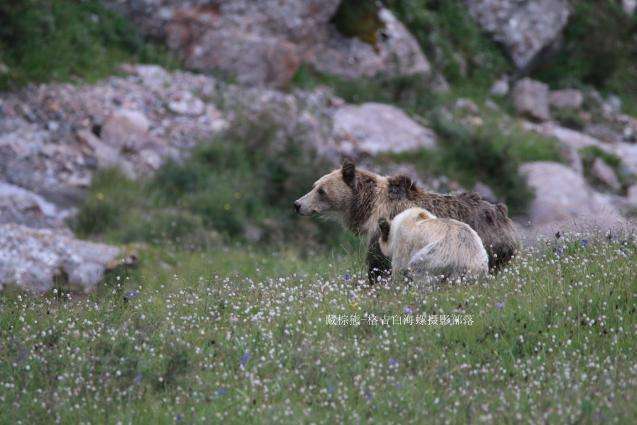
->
xmin=1 ymin=0 xmax=637 ymax=423
xmin=1 ymin=232 xmax=636 ymax=423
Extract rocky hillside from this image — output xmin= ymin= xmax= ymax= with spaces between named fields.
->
xmin=1 ymin=0 xmax=636 ymax=293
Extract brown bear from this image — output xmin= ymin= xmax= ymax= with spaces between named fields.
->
xmin=294 ymin=160 xmax=519 ymax=283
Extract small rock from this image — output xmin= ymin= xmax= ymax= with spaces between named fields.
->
xmin=603 ymin=95 xmax=622 ymax=116
xmin=512 ymin=78 xmax=550 ymax=121
xmin=584 ymin=124 xmax=623 ymax=144
xmin=77 ymin=129 xmax=121 ymax=169
xmin=591 ymin=158 xmax=621 ymax=191
xmin=490 ymin=76 xmax=509 ymax=97
xmin=559 ymin=145 xmax=583 ymax=175
xmin=454 ymin=98 xmax=479 ymax=115
xmin=168 ymin=91 xmax=206 ymax=116
xmin=101 ymin=109 xmax=150 ymax=151
xmin=0 ymin=62 xmax=8 ymax=75
xmin=627 ymin=184 xmax=637 ymax=206
xmin=549 ymin=89 xmax=583 ymax=110
xmin=623 ymin=0 xmax=637 ymax=14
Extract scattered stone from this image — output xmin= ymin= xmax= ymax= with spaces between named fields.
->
xmin=584 ymin=124 xmax=624 ymax=144
xmin=0 ymin=223 xmax=122 ymax=293
xmin=627 ymin=184 xmax=637 ymax=206
xmin=490 ymin=76 xmax=509 ymax=97
xmin=332 ymin=102 xmax=436 ymax=156
xmin=559 ymin=145 xmax=583 ymax=175
xmin=76 ymin=129 xmax=124 ymax=171
xmin=590 ymin=158 xmax=621 ymax=191
xmin=603 ymin=95 xmax=622 ymax=116
xmin=549 ymin=89 xmax=583 ymax=110
xmin=512 ymin=78 xmax=550 ymax=121
xmin=454 ymin=98 xmax=480 ymax=115
xmin=168 ymin=91 xmax=206 ymax=116
xmin=101 ymin=109 xmax=151 ymax=151
xmin=466 ymin=0 xmax=570 ymax=70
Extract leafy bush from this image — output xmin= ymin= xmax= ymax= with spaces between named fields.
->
xmin=0 ymin=0 xmax=176 ymax=90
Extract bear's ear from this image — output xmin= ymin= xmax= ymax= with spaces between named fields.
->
xmin=378 ymin=218 xmax=390 ymax=242
xmin=388 ymin=175 xmax=416 ymax=200
xmin=341 ymin=158 xmax=356 ymax=187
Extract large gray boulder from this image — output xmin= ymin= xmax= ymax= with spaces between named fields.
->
xmin=332 ymin=102 xmax=436 ymax=156
xmin=466 ymin=0 xmax=570 ymax=70
xmin=0 ymin=223 xmax=122 ymax=293
xmin=308 ymin=8 xmax=431 ymax=80
xmin=0 ymin=182 xmax=73 ymax=229
xmin=520 ymin=162 xmax=625 ymax=236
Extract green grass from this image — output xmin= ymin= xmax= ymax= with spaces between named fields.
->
xmin=1 ymin=233 xmax=635 ymax=423
xmin=0 ymin=0 xmax=177 ymax=91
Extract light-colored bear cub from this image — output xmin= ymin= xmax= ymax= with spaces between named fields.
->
xmin=378 ymin=207 xmax=488 ymax=282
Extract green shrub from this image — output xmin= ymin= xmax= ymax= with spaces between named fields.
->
xmin=332 ymin=0 xmax=385 ymax=46
xmin=0 ymin=0 xmax=176 ymax=90
xmin=72 ymin=169 xmax=139 ymax=236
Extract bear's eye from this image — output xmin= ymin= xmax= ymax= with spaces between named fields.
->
xmin=317 ymin=187 xmax=326 ymax=196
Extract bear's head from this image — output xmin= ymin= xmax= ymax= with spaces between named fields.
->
xmin=294 ymin=159 xmax=357 ymax=216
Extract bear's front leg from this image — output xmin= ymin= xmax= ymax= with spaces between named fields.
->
xmin=366 ymin=235 xmax=392 ymax=285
